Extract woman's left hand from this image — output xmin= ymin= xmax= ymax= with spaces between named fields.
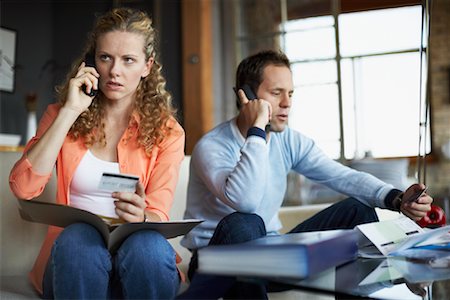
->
xmin=112 ymin=182 xmax=147 ymax=223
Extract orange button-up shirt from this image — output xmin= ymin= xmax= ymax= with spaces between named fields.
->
xmin=9 ymin=104 xmax=185 ymax=294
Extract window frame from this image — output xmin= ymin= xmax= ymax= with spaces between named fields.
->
xmin=233 ymin=0 xmax=431 ymax=161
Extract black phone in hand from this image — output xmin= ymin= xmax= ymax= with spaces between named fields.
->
xmin=404 ymin=187 xmax=428 ymax=203
xmin=233 ymin=84 xmax=270 ymax=133
xmin=241 ymin=84 xmax=257 ymax=100
xmin=233 ymin=84 xmax=257 ymax=100
xmin=82 ymin=52 xmax=98 ymax=97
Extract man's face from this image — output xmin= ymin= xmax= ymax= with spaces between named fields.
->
xmin=256 ymin=65 xmax=294 ymax=132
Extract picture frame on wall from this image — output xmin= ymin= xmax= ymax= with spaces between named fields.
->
xmin=0 ymin=27 xmax=17 ymax=93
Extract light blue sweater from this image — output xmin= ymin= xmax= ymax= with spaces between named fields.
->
xmin=181 ymin=119 xmax=393 ymax=250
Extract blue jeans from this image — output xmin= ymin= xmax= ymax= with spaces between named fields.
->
xmin=178 ymin=212 xmax=268 ymax=299
xmin=177 ymin=198 xmax=378 ymax=299
xmin=42 ymin=223 xmax=180 ymax=299
xmin=288 ymin=198 xmax=378 ymax=233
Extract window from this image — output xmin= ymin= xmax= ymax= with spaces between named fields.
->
xmin=234 ymin=1 xmax=431 ymax=160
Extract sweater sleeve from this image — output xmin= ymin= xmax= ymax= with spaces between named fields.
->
xmin=192 ymin=131 xmax=270 ymax=213
xmin=9 ymin=104 xmax=59 ymax=199
xmin=289 ymin=130 xmax=392 ymax=208
xmin=144 ymin=120 xmax=185 ymax=221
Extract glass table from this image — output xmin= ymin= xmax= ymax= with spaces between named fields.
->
xmin=261 ymin=256 xmax=450 ymax=300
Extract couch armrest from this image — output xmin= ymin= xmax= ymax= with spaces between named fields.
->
xmin=278 ymin=204 xmax=402 ymax=234
xmin=278 ymin=203 xmax=333 ymax=234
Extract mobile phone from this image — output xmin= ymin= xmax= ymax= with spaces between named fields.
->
xmin=233 ymin=84 xmax=271 ymax=133
xmin=241 ymin=84 xmax=257 ymax=100
xmin=404 ymin=187 xmax=428 ymax=203
xmin=233 ymin=84 xmax=257 ymax=100
xmin=82 ymin=52 xmax=98 ymax=97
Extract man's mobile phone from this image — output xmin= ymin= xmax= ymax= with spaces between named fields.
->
xmin=404 ymin=187 xmax=428 ymax=203
xmin=233 ymin=84 xmax=270 ymax=133
xmin=233 ymin=84 xmax=257 ymax=101
xmin=241 ymin=84 xmax=257 ymax=100
xmin=82 ymin=52 xmax=98 ymax=97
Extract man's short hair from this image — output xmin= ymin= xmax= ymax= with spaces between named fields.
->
xmin=235 ymin=50 xmax=291 ymax=109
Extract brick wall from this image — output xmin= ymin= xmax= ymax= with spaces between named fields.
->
xmin=427 ymin=0 xmax=450 ymax=198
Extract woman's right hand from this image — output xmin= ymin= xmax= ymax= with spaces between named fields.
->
xmin=24 ymin=63 xmax=99 ymax=175
xmin=65 ymin=62 xmax=100 ymax=113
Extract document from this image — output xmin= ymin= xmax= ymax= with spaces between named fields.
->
xmin=355 ymin=217 xmax=450 ymax=257
xmin=358 ymin=259 xmax=402 ymax=286
xmin=389 ymin=254 xmax=450 ymax=283
xmin=18 ymin=199 xmax=203 ymax=253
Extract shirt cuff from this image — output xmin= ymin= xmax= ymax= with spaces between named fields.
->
xmin=247 ymin=127 xmax=266 ymax=140
xmin=384 ymin=189 xmax=403 ymax=211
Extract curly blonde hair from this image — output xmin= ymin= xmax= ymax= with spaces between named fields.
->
xmin=56 ymin=7 xmax=176 ymax=155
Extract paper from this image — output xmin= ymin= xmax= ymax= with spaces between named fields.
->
xmin=359 ymin=259 xmax=402 ymax=286
xmin=356 ymin=217 xmax=450 ymax=257
xmin=389 ymin=255 xmax=450 ymax=283
xmin=356 ymin=217 xmax=424 ymax=256
xmin=17 ymin=199 xmax=203 ymax=253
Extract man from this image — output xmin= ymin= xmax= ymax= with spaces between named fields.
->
xmin=178 ymin=50 xmax=432 ymax=299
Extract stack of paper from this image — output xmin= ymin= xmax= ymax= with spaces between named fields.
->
xmin=355 ymin=217 xmax=450 ymax=258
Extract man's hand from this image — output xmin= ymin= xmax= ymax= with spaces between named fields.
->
xmin=400 ymin=183 xmax=433 ymax=221
xmin=237 ymin=89 xmax=271 ymax=131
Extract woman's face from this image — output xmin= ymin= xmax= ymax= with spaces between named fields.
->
xmin=95 ymin=31 xmax=153 ymax=104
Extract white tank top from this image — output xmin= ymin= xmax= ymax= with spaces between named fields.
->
xmin=70 ymin=150 xmax=120 ymax=218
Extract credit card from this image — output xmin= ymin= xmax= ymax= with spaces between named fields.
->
xmin=98 ymin=172 xmax=139 ymax=192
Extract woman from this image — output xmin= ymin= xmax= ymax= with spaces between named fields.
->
xmin=9 ymin=7 xmax=184 ymax=299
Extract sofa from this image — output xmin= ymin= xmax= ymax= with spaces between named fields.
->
xmin=0 ymin=152 xmax=399 ymax=299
